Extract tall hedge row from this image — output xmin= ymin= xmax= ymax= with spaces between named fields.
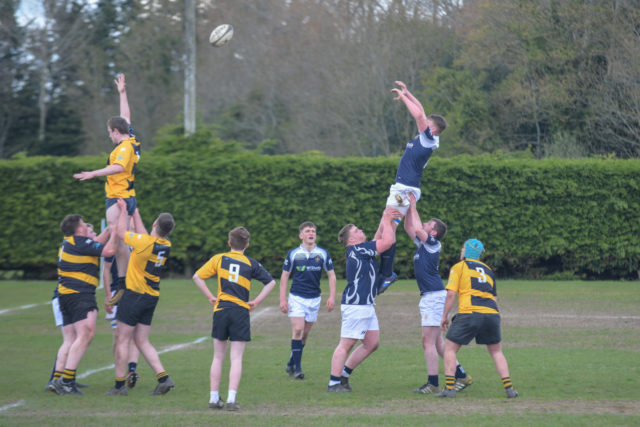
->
xmin=1 ymin=152 xmax=638 ymax=279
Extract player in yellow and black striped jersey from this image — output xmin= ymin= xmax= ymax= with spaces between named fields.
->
xmin=107 ymin=198 xmax=176 ymax=396
xmin=193 ymin=226 xmax=276 ymax=410
xmin=49 ymin=215 xmax=116 ymax=396
xmin=436 ymin=239 xmax=518 ymax=399
xmin=73 ymin=73 xmax=140 ymax=308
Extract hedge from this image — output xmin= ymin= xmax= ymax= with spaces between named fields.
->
xmin=1 ymin=151 xmax=639 ymax=280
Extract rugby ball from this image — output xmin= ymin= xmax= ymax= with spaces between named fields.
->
xmin=209 ymin=24 xmax=234 ymax=47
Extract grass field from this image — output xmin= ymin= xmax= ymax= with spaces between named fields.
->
xmin=1 ymin=279 xmax=639 ymax=426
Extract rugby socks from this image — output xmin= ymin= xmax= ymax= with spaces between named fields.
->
xmin=291 ymin=339 xmax=303 ymax=370
xmin=209 ymin=391 xmax=219 ymax=403
xmin=328 ymin=375 xmax=341 ymax=386
xmin=156 ymin=372 xmax=169 ymax=383
xmin=428 ymin=375 xmax=439 ymax=387
xmin=455 ymin=364 xmax=467 ymax=379
xmin=227 ymin=390 xmax=237 ymax=403
xmin=502 ymin=377 xmax=514 ymax=390
xmin=128 ymin=362 xmax=137 ymax=373
xmin=444 ymin=375 xmax=455 ymax=390
xmin=341 ymin=366 xmax=353 ymax=378
xmin=115 ymin=377 xmax=126 ymax=389
xmin=61 ymin=369 xmax=76 ymax=384
xmin=53 ymin=371 xmax=63 ymax=381
xmin=379 ymin=243 xmax=397 ymax=278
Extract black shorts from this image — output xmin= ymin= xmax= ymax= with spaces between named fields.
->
xmin=59 ymin=293 xmax=98 ymax=326
xmin=212 ymin=307 xmax=251 ymax=342
xmin=116 ymin=289 xmax=158 ymax=326
xmin=106 ymin=196 xmax=137 ymax=215
xmin=446 ymin=313 xmax=502 ymax=345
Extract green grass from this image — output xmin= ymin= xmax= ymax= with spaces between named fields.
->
xmin=1 ymin=279 xmax=639 ymax=426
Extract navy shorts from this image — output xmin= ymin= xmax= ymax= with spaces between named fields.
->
xmin=106 ymin=197 xmax=137 ymax=215
xmin=445 ymin=313 xmax=502 ymax=345
xmin=212 ymin=307 xmax=251 ymax=342
xmin=59 ymin=293 xmax=98 ymax=326
xmin=116 ymin=289 xmax=158 ymax=326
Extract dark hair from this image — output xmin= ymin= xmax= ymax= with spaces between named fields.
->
xmin=299 ymin=221 xmax=316 ymax=232
xmin=430 ymin=218 xmax=447 ymax=241
xmin=156 ymin=213 xmax=175 ymax=237
xmin=338 ymin=224 xmax=355 ymax=246
xmin=60 ymin=214 xmax=83 ymax=236
xmin=428 ymin=114 xmax=447 ymax=134
xmin=107 ymin=116 xmax=129 ymax=135
xmin=229 ymin=226 xmax=250 ymax=250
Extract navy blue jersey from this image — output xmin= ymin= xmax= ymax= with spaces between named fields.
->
xmin=341 ymin=241 xmax=379 ymax=305
xmin=105 ymin=256 xmax=119 ymax=292
xmin=283 ymin=245 xmax=334 ymax=298
xmin=413 ymin=235 xmax=445 ymax=294
xmin=395 ymin=127 xmax=439 ymax=188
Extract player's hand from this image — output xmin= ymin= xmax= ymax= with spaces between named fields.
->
xmin=326 ymin=297 xmax=335 ymax=312
xmin=391 ymin=88 xmax=403 ymax=101
xmin=104 ymin=303 xmax=113 ymax=314
xmin=279 ymin=300 xmax=289 ymax=314
xmin=248 ymin=300 xmax=257 ymax=311
xmin=116 ymin=198 xmax=126 ymax=210
xmin=394 ymin=81 xmax=407 ymax=92
xmin=408 ymin=192 xmax=417 ymax=205
xmin=208 ymin=296 xmax=217 ymax=306
xmin=114 ymin=73 xmax=126 ymax=93
xmin=73 ymin=171 xmax=94 ymax=181
xmin=440 ymin=317 xmax=449 ymax=331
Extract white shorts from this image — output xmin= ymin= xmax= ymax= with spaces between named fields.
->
xmin=288 ymin=294 xmax=321 ymax=322
xmin=386 ymin=183 xmax=421 ymax=216
xmin=51 ymin=297 xmax=63 ymax=327
xmin=419 ymin=290 xmax=447 ymax=327
xmin=340 ymin=304 xmax=379 ymax=339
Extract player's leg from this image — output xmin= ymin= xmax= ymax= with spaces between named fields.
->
xmin=108 ymin=320 xmax=135 ymax=394
xmin=288 ymin=316 xmax=305 ymax=376
xmin=487 ymin=342 xmax=518 ymax=397
xmin=63 ymin=309 xmax=97 ymax=372
xmin=329 ymin=337 xmax=357 ymax=389
xmin=435 ymin=338 xmax=461 ymax=398
xmin=226 ymin=340 xmax=246 ymax=409
xmin=343 ymin=329 xmax=380 ymax=371
xmin=208 ymin=338 xmax=227 ymax=408
xmin=133 ymin=323 xmax=174 ymax=394
xmin=105 ymin=202 xmax=130 ymax=279
xmin=126 ymin=341 xmax=141 ymax=388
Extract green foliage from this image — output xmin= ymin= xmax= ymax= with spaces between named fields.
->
xmin=0 ymin=153 xmax=639 ymax=279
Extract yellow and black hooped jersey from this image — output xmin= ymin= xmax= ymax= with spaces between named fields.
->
xmin=195 ymin=250 xmax=274 ymax=312
xmin=105 ymin=136 xmax=141 ymax=199
xmin=57 ymin=236 xmax=104 ymax=295
xmin=446 ymin=259 xmax=499 ymax=314
xmin=124 ymin=232 xmax=171 ymax=297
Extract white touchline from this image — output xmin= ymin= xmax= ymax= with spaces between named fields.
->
xmin=0 ymin=301 xmax=51 ymax=315
xmin=0 ymin=400 xmax=25 ymax=412
xmin=77 ymin=306 xmax=273 ymax=379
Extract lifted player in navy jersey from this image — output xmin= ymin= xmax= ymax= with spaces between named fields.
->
xmin=378 ymin=81 xmax=448 ymax=295
xmin=193 ymin=227 xmax=276 ymax=411
xmin=327 ymin=207 xmax=401 ymax=392
xmin=404 ymin=194 xmax=471 ymax=395
xmin=437 ymin=239 xmax=518 ymax=399
xmin=279 ymin=221 xmax=337 ymax=380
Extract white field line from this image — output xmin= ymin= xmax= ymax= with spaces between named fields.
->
xmin=0 ymin=301 xmax=51 ymax=315
xmin=0 ymin=400 xmax=26 ymax=412
xmin=76 ymin=306 xmax=272 ymax=379
xmin=508 ymin=313 xmax=640 ymax=320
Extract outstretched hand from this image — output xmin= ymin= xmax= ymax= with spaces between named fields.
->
xmin=114 ymin=73 xmax=126 ymax=93
xmin=73 ymin=171 xmax=94 ymax=181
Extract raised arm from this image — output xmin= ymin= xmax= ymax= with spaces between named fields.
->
xmin=405 ymin=193 xmax=429 ymax=242
xmin=100 ymin=225 xmax=117 ymax=258
xmin=131 ymin=208 xmax=148 ymax=235
xmin=392 ymin=81 xmax=428 ymax=133
xmin=73 ymin=163 xmax=125 ymax=181
xmin=115 ymin=73 xmax=130 ymax=124
xmin=375 ymin=207 xmax=402 ymax=254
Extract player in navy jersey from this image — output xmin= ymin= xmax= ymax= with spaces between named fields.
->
xmin=280 ymin=221 xmax=337 ymax=380
xmin=404 ymin=194 xmax=471 ymax=395
xmin=327 ymin=207 xmax=401 ymax=392
xmin=377 ymin=81 xmax=448 ymax=295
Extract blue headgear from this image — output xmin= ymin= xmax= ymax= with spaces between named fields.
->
xmin=464 ymin=239 xmax=484 ymax=260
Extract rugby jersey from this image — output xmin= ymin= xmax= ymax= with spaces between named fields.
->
xmin=282 ymin=245 xmax=334 ymax=298
xmin=196 ymin=250 xmax=274 ymax=312
xmin=123 ymin=231 xmax=171 ymax=297
xmin=105 ymin=135 xmax=140 ymax=199
xmin=341 ymin=241 xmax=379 ymax=306
xmin=395 ymin=127 xmax=439 ymax=188
xmin=413 ymin=235 xmax=445 ymax=294
xmin=57 ymin=236 xmax=104 ymax=294
xmin=446 ymin=259 xmax=498 ymax=314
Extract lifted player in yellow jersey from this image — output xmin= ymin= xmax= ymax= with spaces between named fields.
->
xmin=106 ymin=198 xmax=175 ymax=396
xmin=74 ymin=73 xmax=140 ymax=297
xmin=437 ymin=239 xmax=519 ymax=399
